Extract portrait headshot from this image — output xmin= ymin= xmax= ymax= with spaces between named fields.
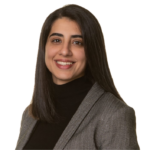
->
xmin=14 ymin=3 xmax=140 ymax=150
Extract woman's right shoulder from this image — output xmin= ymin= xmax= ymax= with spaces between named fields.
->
xmin=22 ymin=105 xmax=30 ymax=117
xmin=21 ymin=104 xmax=35 ymax=125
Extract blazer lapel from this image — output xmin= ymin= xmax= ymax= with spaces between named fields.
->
xmin=53 ymin=82 xmax=104 ymax=150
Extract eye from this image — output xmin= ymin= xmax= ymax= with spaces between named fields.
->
xmin=73 ymin=41 xmax=83 ymax=46
xmin=52 ymin=39 xmax=61 ymax=43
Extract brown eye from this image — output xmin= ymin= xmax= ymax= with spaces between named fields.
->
xmin=73 ymin=41 xmax=82 ymax=45
xmin=52 ymin=39 xmax=61 ymax=43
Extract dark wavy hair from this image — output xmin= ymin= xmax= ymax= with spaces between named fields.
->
xmin=28 ymin=4 xmax=124 ymax=123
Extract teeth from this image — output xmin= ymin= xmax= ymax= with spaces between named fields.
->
xmin=56 ymin=61 xmax=73 ymax=65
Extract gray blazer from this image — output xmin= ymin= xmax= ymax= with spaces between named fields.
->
xmin=15 ymin=82 xmax=140 ymax=150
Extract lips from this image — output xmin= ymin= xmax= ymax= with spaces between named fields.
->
xmin=55 ymin=61 xmax=75 ymax=69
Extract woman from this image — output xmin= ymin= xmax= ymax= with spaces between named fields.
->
xmin=15 ymin=4 xmax=140 ymax=150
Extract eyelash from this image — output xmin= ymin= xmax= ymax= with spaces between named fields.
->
xmin=51 ymin=39 xmax=83 ymax=46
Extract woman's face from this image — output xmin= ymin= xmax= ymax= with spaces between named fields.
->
xmin=45 ymin=17 xmax=86 ymax=85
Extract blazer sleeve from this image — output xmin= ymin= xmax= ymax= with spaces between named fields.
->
xmin=96 ymin=106 xmax=140 ymax=149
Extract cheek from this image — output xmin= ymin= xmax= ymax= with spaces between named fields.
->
xmin=45 ymin=51 xmax=49 ymax=67
xmin=75 ymin=50 xmax=86 ymax=63
xmin=45 ymin=52 xmax=50 ymax=70
xmin=45 ymin=47 xmax=57 ymax=60
xmin=80 ymin=51 xmax=87 ymax=69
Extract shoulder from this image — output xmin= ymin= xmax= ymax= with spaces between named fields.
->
xmin=85 ymin=82 xmax=136 ymax=123
xmin=94 ymin=90 xmax=136 ymax=122
xmin=22 ymin=105 xmax=30 ymax=118
xmin=94 ymin=91 xmax=139 ymax=149
xmin=20 ymin=104 xmax=35 ymax=126
xmin=21 ymin=106 xmax=29 ymax=123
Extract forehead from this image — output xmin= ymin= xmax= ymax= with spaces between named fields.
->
xmin=50 ymin=17 xmax=82 ymax=34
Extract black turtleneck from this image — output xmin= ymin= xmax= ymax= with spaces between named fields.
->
xmin=23 ymin=75 xmax=93 ymax=150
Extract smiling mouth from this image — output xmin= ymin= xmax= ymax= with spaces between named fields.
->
xmin=55 ymin=61 xmax=74 ymax=70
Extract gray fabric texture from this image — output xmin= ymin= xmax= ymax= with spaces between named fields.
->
xmin=15 ymin=82 xmax=140 ymax=150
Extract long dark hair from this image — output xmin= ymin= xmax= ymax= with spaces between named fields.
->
xmin=28 ymin=4 xmax=124 ymax=123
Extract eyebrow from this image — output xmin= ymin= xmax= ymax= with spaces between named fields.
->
xmin=49 ymin=33 xmax=83 ymax=38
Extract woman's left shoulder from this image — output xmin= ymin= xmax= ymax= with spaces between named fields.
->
xmin=93 ymin=92 xmax=140 ymax=149
xmin=94 ymin=91 xmax=136 ymax=121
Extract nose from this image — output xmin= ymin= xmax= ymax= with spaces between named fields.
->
xmin=59 ymin=41 xmax=72 ymax=56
